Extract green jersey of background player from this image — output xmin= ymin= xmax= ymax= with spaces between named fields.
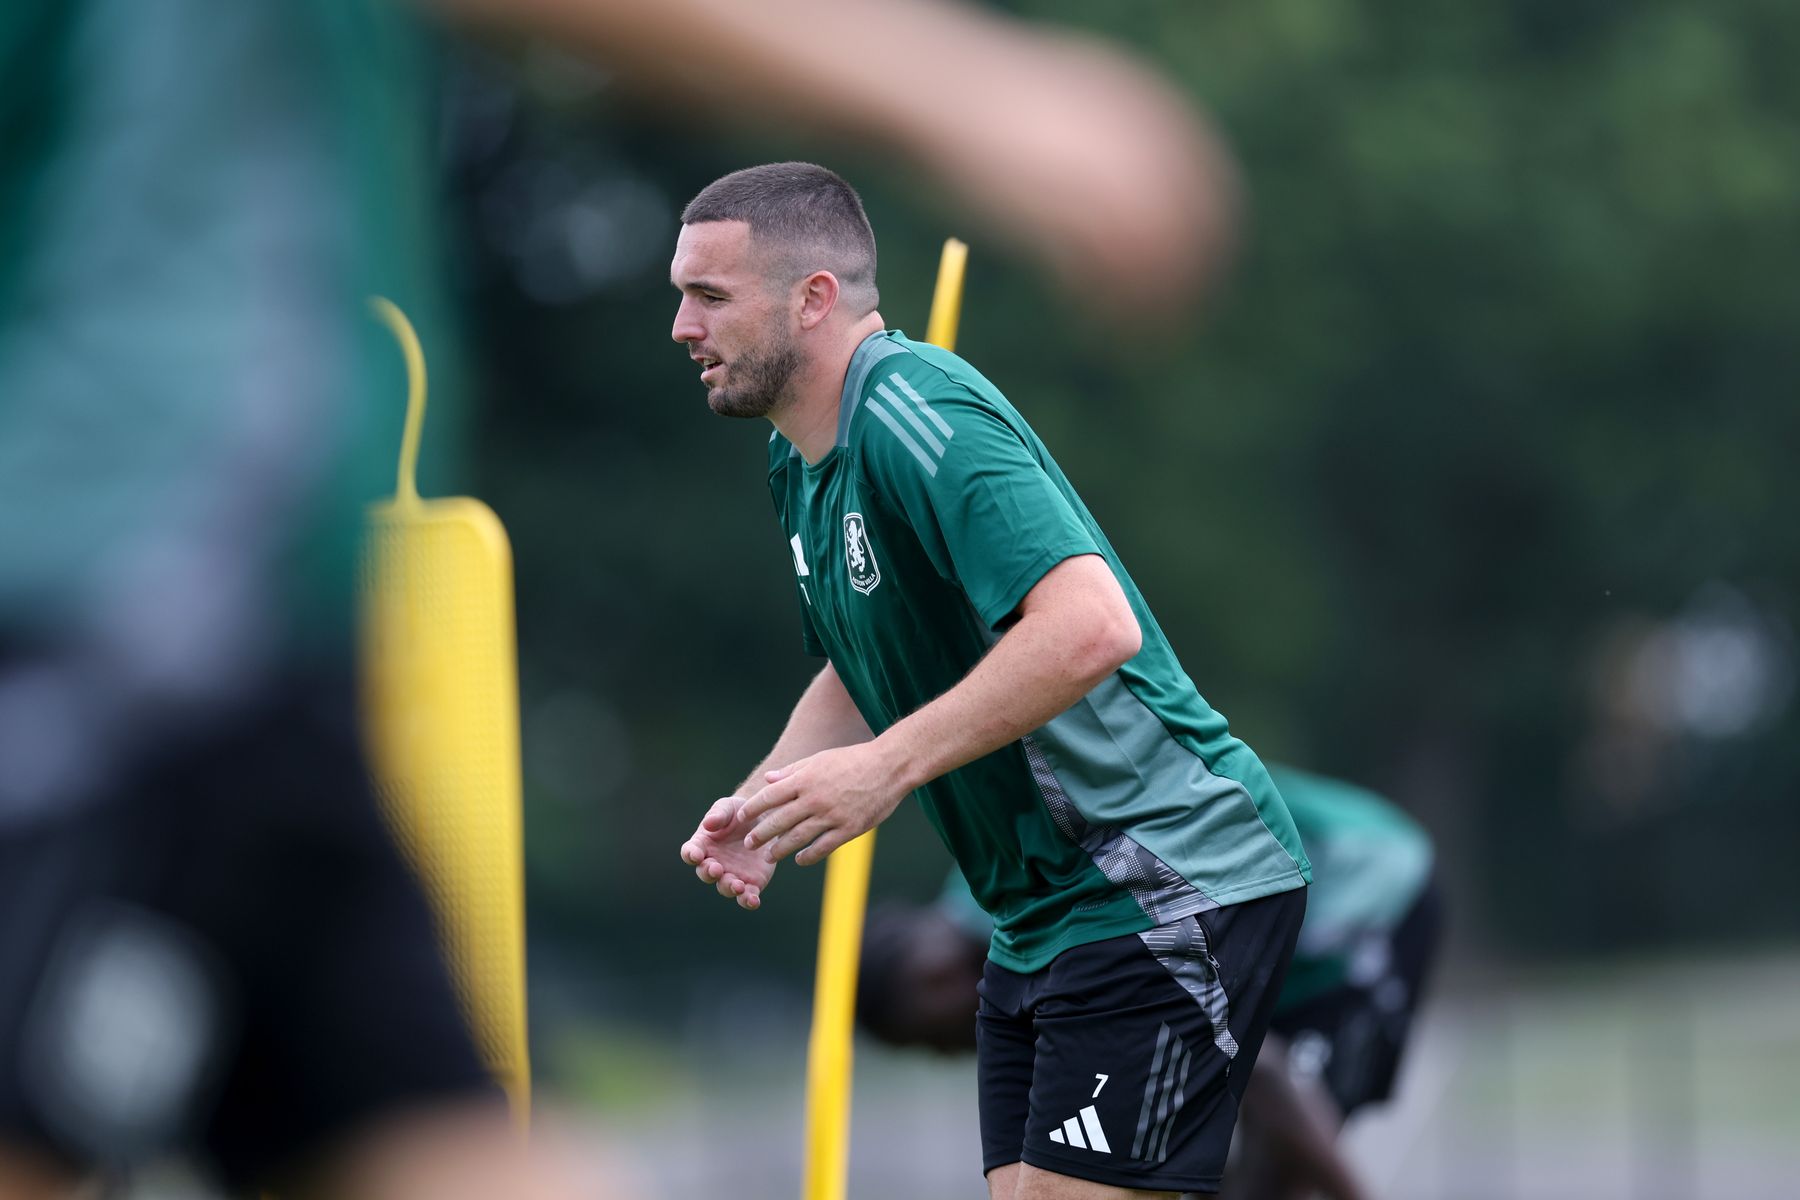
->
xmin=674 ymin=162 xmax=1309 ymax=1199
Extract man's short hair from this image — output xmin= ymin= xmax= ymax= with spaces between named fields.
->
xmin=682 ymin=162 xmax=879 ymax=314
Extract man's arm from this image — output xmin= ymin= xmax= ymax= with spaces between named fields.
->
xmin=678 ymin=663 xmax=872 ymax=908
xmin=729 ymin=662 xmax=873 ymax=798
xmin=738 ymin=553 xmax=1139 ymax=866
xmin=419 ymin=0 xmax=1236 ymax=316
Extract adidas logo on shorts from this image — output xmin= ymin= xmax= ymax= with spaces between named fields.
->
xmin=1046 ymin=1105 xmax=1112 ymax=1154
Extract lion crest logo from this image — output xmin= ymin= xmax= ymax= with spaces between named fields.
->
xmin=844 ymin=511 xmax=881 ymax=595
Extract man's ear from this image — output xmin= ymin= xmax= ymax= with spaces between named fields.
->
xmin=796 ymin=270 xmax=841 ymax=331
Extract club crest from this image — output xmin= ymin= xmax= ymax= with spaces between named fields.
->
xmin=843 ymin=511 xmax=881 ymax=595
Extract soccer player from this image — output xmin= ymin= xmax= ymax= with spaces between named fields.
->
xmin=856 ymin=766 xmax=1444 ymax=1200
xmin=674 ymin=162 xmax=1312 ymax=1199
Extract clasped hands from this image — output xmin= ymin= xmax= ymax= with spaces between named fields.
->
xmin=678 ymin=743 xmax=908 ymax=910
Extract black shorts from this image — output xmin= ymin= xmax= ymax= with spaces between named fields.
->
xmin=1269 ymin=874 xmax=1444 ymax=1116
xmin=977 ymin=886 xmax=1306 ymax=1194
xmin=0 ymin=661 xmax=492 ymax=1193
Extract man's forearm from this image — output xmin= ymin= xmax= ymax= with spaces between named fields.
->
xmin=873 ymin=566 xmax=1138 ymax=792
xmin=872 ymin=616 xmax=1109 ymax=793
xmin=734 ymin=663 xmax=873 ymax=796
xmin=737 ymin=557 xmax=1140 ymax=866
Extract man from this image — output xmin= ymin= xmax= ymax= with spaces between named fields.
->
xmin=0 ymin=0 xmax=1242 ymax=1195
xmin=857 ymin=766 xmax=1444 ymax=1200
xmin=675 ymin=162 xmax=1311 ymax=1199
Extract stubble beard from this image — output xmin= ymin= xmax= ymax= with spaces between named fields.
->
xmin=706 ymin=328 xmax=804 ymax=420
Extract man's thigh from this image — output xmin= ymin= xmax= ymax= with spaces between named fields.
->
xmin=982 ymin=889 xmax=1305 ymax=1196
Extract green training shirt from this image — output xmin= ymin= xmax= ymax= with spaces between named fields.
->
xmin=767 ymin=330 xmax=1311 ymax=973
xmin=931 ymin=764 xmax=1434 ymax=1006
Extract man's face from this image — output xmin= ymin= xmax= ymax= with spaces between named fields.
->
xmin=670 ymin=220 xmax=803 ymax=419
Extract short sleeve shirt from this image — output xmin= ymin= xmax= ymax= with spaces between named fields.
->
xmin=769 ymin=331 xmax=1309 ymax=971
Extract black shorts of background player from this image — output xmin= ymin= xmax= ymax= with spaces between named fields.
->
xmin=0 ymin=656 xmax=527 ymax=1200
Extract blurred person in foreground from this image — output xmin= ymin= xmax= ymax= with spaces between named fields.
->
xmin=676 ymin=163 xmax=1309 ymax=1199
xmin=858 ymin=766 xmax=1445 ymax=1200
xmin=0 ymin=1 xmax=1241 ymax=1196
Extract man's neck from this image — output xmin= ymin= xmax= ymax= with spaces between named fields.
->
xmin=772 ymin=311 xmax=886 ymax=464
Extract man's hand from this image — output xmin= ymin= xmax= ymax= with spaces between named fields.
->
xmin=739 ymin=743 xmax=910 ymax=867
xmin=679 ymin=797 xmax=775 ymax=910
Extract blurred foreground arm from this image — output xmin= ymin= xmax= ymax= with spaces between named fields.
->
xmin=678 ymin=663 xmax=873 ymax=909
xmin=426 ymin=0 xmax=1239 ymax=315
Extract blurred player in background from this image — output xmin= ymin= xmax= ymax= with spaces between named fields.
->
xmin=0 ymin=2 xmax=501 ymax=1195
xmin=676 ymin=163 xmax=1310 ymax=1199
xmin=857 ymin=766 xmax=1444 ymax=1200
xmin=0 ymin=1 xmax=1246 ymax=1196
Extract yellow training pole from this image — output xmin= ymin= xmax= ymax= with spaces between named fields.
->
xmin=801 ymin=238 xmax=968 ymax=1200
xmin=925 ymin=238 xmax=969 ymax=350
xmin=359 ymin=298 xmax=531 ymax=1122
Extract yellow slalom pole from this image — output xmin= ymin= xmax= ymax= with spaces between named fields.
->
xmin=801 ymin=829 xmax=876 ymax=1200
xmin=360 ymin=298 xmax=531 ymax=1124
xmin=801 ymin=238 xmax=969 ymax=1200
xmin=925 ymin=238 xmax=969 ymax=350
